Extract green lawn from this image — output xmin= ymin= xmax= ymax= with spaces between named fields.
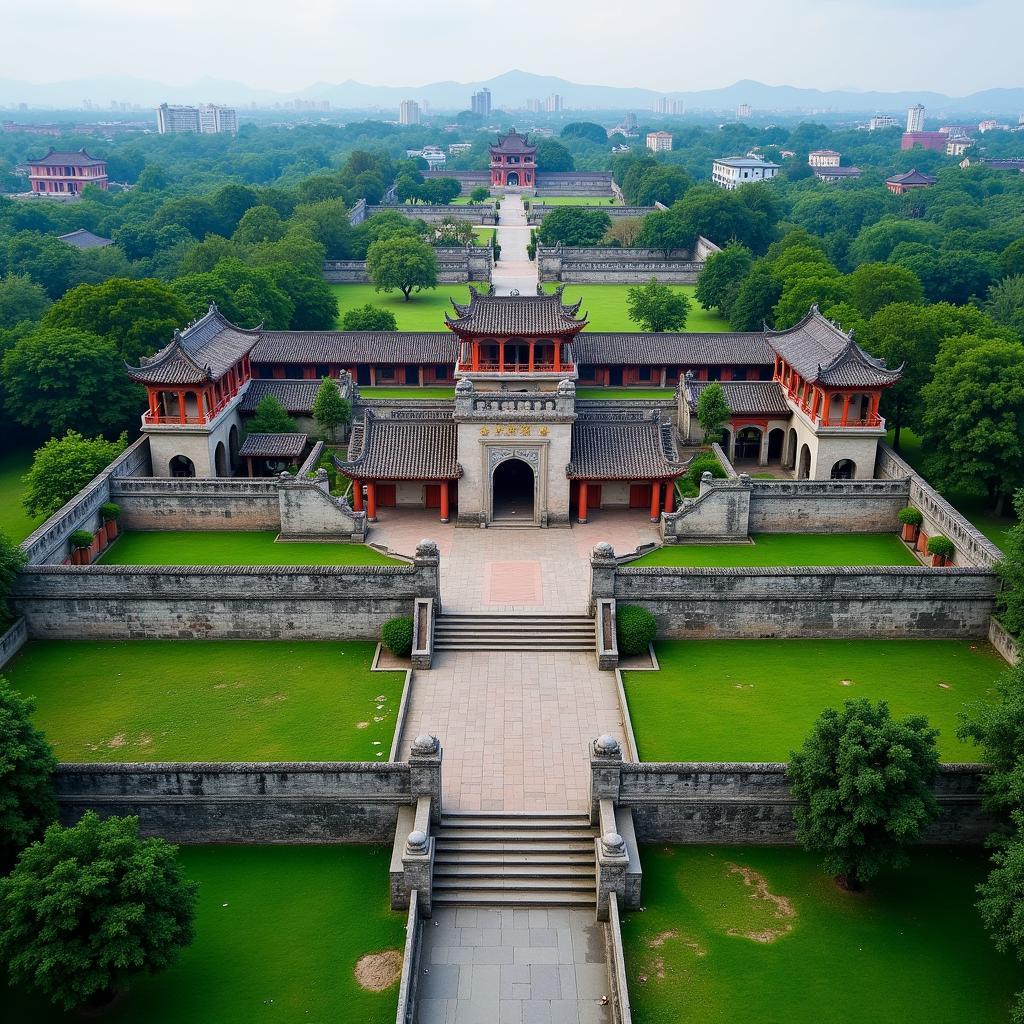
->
xmin=529 ymin=196 xmax=622 ymax=206
xmin=630 ymin=533 xmax=918 ymax=567
xmin=361 ymin=387 xmax=455 ymax=400
xmin=623 ymin=845 xmax=1021 ymax=1024
xmin=541 ymin=283 xmax=730 ymax=333
xmin=5 ymin=845 xmax=405 ymax=1024
xmin=472 ymin=227 xmax=494 ymax=246
xmin=99 ymin=530 xmax=403 ymax=566
xmin=0 ymin=446 xmax=43 ymax=542
xmin=331 ymin=283 xmax=473 ymax=331
xmin=576 ymin=387 xmax=674 ymax=400
xmin=624 ymin=638 xmax=1004 ymax=762
xmin=5 ymin=640 xmax=403 ymax=762
xmin=890 ymin=429 xmax=1016 ymax=550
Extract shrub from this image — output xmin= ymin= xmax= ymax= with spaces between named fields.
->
xmin=927 ymin=535 xmax=955 ymax=559
xmin=616 ymin=604 xmax=657 ymax=656
xmin=381 ymin=616 xmax=414 ymax=658
xmin=99 ymin=502 xmax=121 ymax=522
xmin=687 ymin=452 xmax=726 ymax=486
xmin=897 ymin=506 xmax=923 ymax=527
xmin=69 ymin=529 xmax=93 ymax=550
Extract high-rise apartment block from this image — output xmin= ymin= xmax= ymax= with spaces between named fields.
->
xmin=157 ymin=103 xmax=237 ymax=134
xmin=906 ymin=104 xmax=925 ymax=133
xmin=471 ymin=88 xmax=492 ymax=117
xmin=399 ymin=100 xmax=421 ymax=126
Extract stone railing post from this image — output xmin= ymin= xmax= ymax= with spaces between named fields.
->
xmin=595 ymin=830 xmax=629 ymax=922
xmin=401 ymin=828 xmax=434 ymax=918
xmin=409 ymin=733 xmax=442 ymax=825
xmin=413 ymin=539 xmax=441 ymax=605
xmin=589 ymin=543 xmax=617 ymax=613
xmin=590 ymin=734 xmax=623 ymax=825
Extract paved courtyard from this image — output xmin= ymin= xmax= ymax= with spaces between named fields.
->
xmin=416 ymin=907 xmax=613 ymax=1024
xmin=492 ymin=195 xmax=538 ymax=296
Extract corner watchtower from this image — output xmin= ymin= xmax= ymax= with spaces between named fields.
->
xmin=489 ymin=128 xmax=536 ymax=190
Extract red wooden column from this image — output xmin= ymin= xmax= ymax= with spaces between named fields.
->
xmin=554 ymin=342 xmax=561 ymax=373
xmin=352 ymin=480 xmax=364 ymax=513
xmin=841 ymin=394 xmax=852 ymax=426
xmin=440 ymin=480 xmax=450 ymax=523
xmin=664 ymin=481 xmax=675 ymax=514
xmin=177 ymin=391 xmax=187 ymax=423
xmin=649 ymin=480 xmax=661 ymax=522
xmin=577 ymin=481 xmax=589 ymax=525
xmin=366 ymin=482 xmax=378 ymax=522
xmin=498 ymin=340 xmax=505 ymax=374
xmin=528 ymin=340 xmax=535 ymax=373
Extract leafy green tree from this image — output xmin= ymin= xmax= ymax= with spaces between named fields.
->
xmin=395 ymin=174 xmax=422 ymax=204
xmin=534 ymin=139 xmax=574 ymax=172
xmin=0 ymin=532 xmax=26 ymax=626
xmin=3 ymin=328 xmax=140 ymax=436
xmin=788 ymin=699 xmax=940 ymax=890
xmin=0 ymin=812 xmax=198 ymax=1010
xmin=636 ymin=209 xmax=691 ymax=258
xmin=246 ymin=395 xmax=296 ymax=434
xmin=232 ymin=205 xmax=287 ymax=245
xmin=848 ymin=262 xmax=924 ymax=318
xmin=773 ymin=275 xmax=852 ymax=330
xmin=312 ymin=378 xmax=351 ymax=441
xmin=848 ymin=219 xmax=941 ymax=265
xmin=985 ymin=276 xmax=1024 ymax=339
xmin=670 ymin=183 xmax=779 ymax=254
xmin=694 ymin=243 xmax=752 ymax=319
xmin=290 ymin=198 xmax=354 ymax=259
xmin=0 ymin=274 xmax=50 ymax=327
xmin=469 ymin=186 xmax=490 ymax=203
xmin=892 ymin=248 xmax=1001 ymax=305
xmin=21 ymin=431 xmax=128 ymax=518
xmin=0 ymin=678 xmax=56 ymax=867
xmin=696 ymin=381 xmax=730 ymax=443
xmin=920 ymin=334 xmax=1024 ymax=514
xmin=150 ymin=195 xmax=219 ymax=240
xmin=1003 ymin=238 xmax=1024 ymax=279
xmin=42 ymin=278 xmax=189 ymax=365
xmin=209 ymin=183 xmax=259 ymax=236
xmin=631 ymin=166 xmax=692 ymax=207
xmin=172 ymin=259 xmax=294 ymax=329
xmin=626 ymin=278 xmax=691 ymax=332
xmin=5 ymin=232 xmax=80 ymax=299
xmin=418 ymin=179 xmax=462 ymax=205
xmin=341 ymin=304 xmax=398 ymax=331
xmin=560 ymin=122 xmax=609 ymax=146
xmin=536 ymin=208 xmax=612 ymax=247
xmin=365 ymin=235 xmax=438 ymax=301
xmin=729 ymin=261 xmax=783 ymax=330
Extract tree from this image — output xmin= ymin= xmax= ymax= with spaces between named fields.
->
xmin=469 ymin=186 xmax=490 ymax=203
xmin=920 ymin=334 xmax=1024 ymax=514
xmin=995 ymin=494 xmax=1024 ymax=640
xmin=787 ymin=699 xmax=940 ymax=890
xmin=418 ymin=178 xmax=462 ymax=205
xmin=636 ymin=209 xmax=691 ymax=258
xmin=603 ymin=217 xmax=644 ymax=247
xmin=848 ymin=219 xmax=941 ymax=265
xmin=434 ymin=216 xmax=474 ymax=246
xmin=560 ymin=122 xmax=609 ymax=147
xmin=290 ymin=198 xmax=354 ymax=259
xmin=728 ymin=261 xmax=783 ymax=331
xmin=246 ymin=395 xmax=296 ymax=434
xmin=630 ymin=165 xmax=692 ymax=207
xmin=848 ymin=262 xmax=924 ymax=318
xmin=0 ymin=274 xmax=50 ymax=327
xmin=626 ymin=278 xmax=691 ymax=332
xmin=892 ymin=248 xmax=1001 ymax=305
xmin=1003 ymin=238 xmax=1024 ymax=279
xmin=340 ymin=304 xmax=398 ymax=332
xmin=985 ymin=276 xmax=1024 ymax=339
xmin=0 ymin=812 xmax=197 ymax=1010
xmin=3 ymin=328 xmax=141 ymax=436
xmin=232 ymin=204 xmax=286 ymax=245
xmin=0 ymin=531 xmax=25 ymax=627
xmin=773 ymin=275 xmax=852 ymax=330
xmin=696 ymin=382 xmax=730 ymax=443
xmin=534 ymin=139 xmax=574 ymax=172
xmin=21 ymin=431 xmax=128 ymax=519
xmin=694 ymin=243 xmax=752 ymax=319
xmin=5 ymin=232 xmax=80 ymax=299
xmin=536 ymin=208 xmax=612 ymax=247
xmin=365 ymin=235 xmax=438 ymax=301
xmin=0 ymin=678 xmax=56 ymax=868
xmin=312 ymin=378 xmax=351 ymax=441
xmin=670 ymin=183 xmax=779 ymax=255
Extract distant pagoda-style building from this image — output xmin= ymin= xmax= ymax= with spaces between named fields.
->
xmin=489 ymin=129 xmax=536 ymax=190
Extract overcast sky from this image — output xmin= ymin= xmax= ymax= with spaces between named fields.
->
xmin=1 ymin=0 xmax=1020 ymax=95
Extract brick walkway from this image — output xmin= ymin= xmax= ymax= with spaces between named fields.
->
xmin=492 ymin=195 xmax=538 ymax=296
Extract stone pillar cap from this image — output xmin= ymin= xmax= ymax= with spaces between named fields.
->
xmin=415 ymin=539 xmax=439 ymax=558
xmin=601 ymin=832 xmax=626 ymax=856
xmin=594 ymin=734 xmax=622 ymax=757
xmin=406 ymin=829 xmax=429 ymax=855
xmin=411 ymin=734 xmax=440 ymax=756
xmin=592 ymin=541 xmax=615 ymax=559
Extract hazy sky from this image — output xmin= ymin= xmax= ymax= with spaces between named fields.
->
xmin=2 ymin=0 xmax=1021 ymax=95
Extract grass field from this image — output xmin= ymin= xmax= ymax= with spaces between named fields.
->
xmin=98 ymin=530 xmax=402 ymax=566
xmin=630 ymin=533 xmax=917 ymax=568
xmin=890 ymin=429 xmax=1016 ymax=550
xmin=5 ymin=845 xmax=405 ymax=1024
xmin=330 ymin=283 xmax=472 ymax=331
xmin=623 ymin=845 xmax=1020 ymax=1024
xmin=361 ymin=387 xmax=455 ymax=400
xmin=0 ymin=446 xmax=43 ymax=542
xmin=472 ymin=227 xmax=494 ymax=246
xmin=541 ymin=283 xmax=730 ymax=333
xmin=623 ymin=638 xmax=1004 ymax=762
xmin=5 ymin=640 xmax=403 ymax=762
xmin=529 ymin=197 xmax=622 ymax=207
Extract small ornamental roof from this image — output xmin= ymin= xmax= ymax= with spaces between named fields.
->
xmin=814 ymin=166 xmax=862 ymax=178
xmin=445 ymin=287 xmax=588 ymax=337
xmin=567 ymin=411 xmax=684 ymax=481
xmin=335 ymin=411 xmax=461 ymax=481
xmin=126 ymin=305 xmax=259 ymax=386
xmin=57 ymin=228 xmax=113 ymax=249
xmin=886 ymin=168 xmax=937 ymax=186
xmin=767 ymin=307 xmax=902 ymax=388
xmin=29 ymin=148 xmax=105 ymax=167
xmin=242 ymin=379 xmax=330 ymax=415
xmin=252 ymin=331 xmax=457 ymax=365
xmin=489 ymin=129 xmax=536 ymax=157
xmin=573 ymin=331 xmax=771 ymax=367
xmin=238 ymin=432 xmax=308 ymax=459
xmin=685 ymin=379 xmax=790 ymax=416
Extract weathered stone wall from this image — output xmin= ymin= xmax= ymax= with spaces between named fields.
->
xmin=0 ymin=618 xmax=28 ymax=670
xmin=12 ymin=554 xmax=439 ymax=641
xmin=55 ymin=762 xmax=414 ymax=842
xmin=989 ymin=618 xmax=1020 ymax=667
xmin=323 ymin=246 xmax=492 ymax=284
xmin=110 ymin=477 xmax=281 ymax=531
xmin=527 ymin=205 xmax=656 ymax=226
xmin=348 ymin=198 xmax=367 ymax=226
xmin=422 ymin=170 xmax=614 ymax=196
xmin=366 ymin=203 xmax=498 ymax=226
xmin=277 ymin=472 xmax=367 ymax=541
xmin=537 ymin=244 xmax=704 ymax=284
xmin=747 ymin=479 xmax=911 ymax=533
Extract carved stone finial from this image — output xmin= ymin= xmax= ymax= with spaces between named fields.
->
xmin=405 ymin=829 xmax=429 ymax=855
xmin=592 ymin=541 xmax=615 ymax=560
xmin=411 ymin=734 xmax=439 ymax=757
xmin=415 ymin=539 xmax=439 ymax=559
xmin=557 ymin=378 xmax=576 ymax=396
xmin=455 ymin=378 xmax=474 ymax=394
xmin=601 ymin=832 xmax=626 ymax=857
xmin=701 ymin=471 xmax=713 ymax=483
xmin=593 ymin=734 xmax=622 ymax=759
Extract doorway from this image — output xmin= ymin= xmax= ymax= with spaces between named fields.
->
xmin=492 ymin=458 xmax=535 ymax=522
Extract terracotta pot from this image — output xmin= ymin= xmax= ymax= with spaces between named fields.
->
xmin=95 ymin=529 xmax=108 ymax=552
xmin=104 ymin=519 xmax=119 ymax=541
xmin=931 ymin=553 xmax=947 ymax=567
xmin=916 ymin=531 xmax=929 ymax=553
xmin=71 ymin=547 xmax=85 ymax=565
xmin=901 ymin=523 xmax=919 ymax=543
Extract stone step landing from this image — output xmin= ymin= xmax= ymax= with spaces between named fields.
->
xmin=434 ymin=613 xmax=596 ymax=652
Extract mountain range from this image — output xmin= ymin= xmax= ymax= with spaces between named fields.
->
xmin=1 ymin=70 xmax=1022 ymax=117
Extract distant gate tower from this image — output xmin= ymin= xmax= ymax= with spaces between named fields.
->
xmin=489 ymin=129 xmax=536 ymax=190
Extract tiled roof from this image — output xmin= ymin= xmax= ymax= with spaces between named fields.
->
xmin=126 ymin=305 xmax=259 ymax=385
xmin=251 ymin=332 xmax=458 ymax=365
xmin=57 ymin=228 xmax=113 ymax=249
xmin=686 ymin=380 xmax=790 ymax=416
xmin=814 ymin=166 xmax=862 ymax=178
xmin=335 ymin=411 xmax=460 ymax=480
xmin=490 ymin=129 xmax=536 ymax=155
xmin=886 ymin=168 xmax=937 ymax=186
xmin=767 ymin=307 xmax=901 ymax=388
xmin=242 ymin=379 xmax=326 ymax=414
xmin=568 ymin=411 xmax=683 ymax=480
xmin=572 ymin=332 xmax=771 ymax=367
xmin=445 ymin=287 xmax=587 ymax=336
xmin=30 ymin=148 xmax=105 ymax=167
xmin=238 ymin=432 xmax=308 ymax=458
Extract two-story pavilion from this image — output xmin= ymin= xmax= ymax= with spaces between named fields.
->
xmin=489 ymin=129 xmax=536 ymax=190
xmin=28 ymin=148 xmax=108 ymax=195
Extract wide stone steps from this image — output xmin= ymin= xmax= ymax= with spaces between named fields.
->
xmin=432 ymin=811 xmax=598 ymax=908
xmin=434 ymin=614 xmax=596 ymax=653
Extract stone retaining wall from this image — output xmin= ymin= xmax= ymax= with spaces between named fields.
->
xmin=537 ymin=244 xmax=704 ymax=284
xmin=366 ymin=203 xmax=498 ymax=226
xmin=323 ymin=246 xmax=492 ymax=284
xmin=527 ymin=205 xmax=656 ymax=226
xmin=111 ymin=477 xmax=281 ymax=531
xmin=0 ymin=617 xmax=28 ymax=670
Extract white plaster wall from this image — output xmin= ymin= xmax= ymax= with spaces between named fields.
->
xmin=146 ymin=408 xmax=242 ymax=479
xmin=599 ymin=482 xmax=631 ymax=507
xmin=396 ymin=481 xmax=426 ymax=506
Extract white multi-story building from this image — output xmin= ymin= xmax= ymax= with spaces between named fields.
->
xmin=946 ymin=137 xmax=974 ymax=157
xmin=737 ymin=103 xmax=752 ymax=119
xmin=868 ymin=114 xmax=899 ymax=131
xmin=156 ymin=103 xmax=201 ymax=133
xmin=712 ymin=156 xmax=780 ymax=189
xmin=399 ymin=100 xmax=420 ymax=126
xmin=653 ymin=97 xmax=685 ymax=115
xmin=471 ymin=88 xmax=491 ymax=117
xmin=646 ymin=131 xmax=673 ymax=152
xmin=199 ymin=104 xmax=237 ymax=134
xmin=906 ymin=104 xmax=925 ymax=133
xmin=808 ymin=149 xmax=841 ymax=168
xmin=979 ymin=119 xmax=1002 ymax=133
xmin=544 ymin=94 xmax=563 ymax=113
xmin=420 ymin=146 xmax=446 ymax=169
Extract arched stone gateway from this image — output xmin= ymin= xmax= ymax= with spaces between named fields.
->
xmin=831 ymin=458 xmax=856 ymax=479
xmin=506 ymin=171 xmax=520 ymax=187
xmin=169 ymin=454 xmax=196 ymax=478
xmin=214 ymin=441 xmax=227 ymax=477
xmin=734 ymin=426 xmax=762 ymax=461
xmin=797 ymin=444 xmax=812 ymax=480
xmin=491 ymin=456 xmax=535 ymax=522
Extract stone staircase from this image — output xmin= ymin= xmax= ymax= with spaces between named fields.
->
xmin=433 ymin=811 xmax=598 ymax=907
xmin=434 ymin=613 xmax=596 ymax=653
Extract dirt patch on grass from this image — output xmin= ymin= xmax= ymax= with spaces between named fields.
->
xmin=725 ymin=862 xmax=796 ymax=943
xmin=355 ymin=949 xmax=402 ymax=991
xmin=107 ymin=733 xmax=126 ymax=749
xmin=356 ymin=721 xmax=370 ymax=729
xmin=260 ymin=693 xmax=288 ymax=706
xmin=648 ymin=930 xmax=677 ymax=948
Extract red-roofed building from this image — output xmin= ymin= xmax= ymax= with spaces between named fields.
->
xmin=489 ymin=129 xmax=536 ymax=189
xmin=900 ymin=131 xmax=947 ymax=153
xmin=28 ymin=148 xmax=108 ymax=195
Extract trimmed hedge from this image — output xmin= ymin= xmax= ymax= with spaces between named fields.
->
xmin=69 ymin=530 xmax=94 ymax=549
xmin=100 ymin=502 xmax=121 ymax=522
xmin=898 ymin=507 xmax=923 ymax=527
xmin=381 ymin=616 xmax=414 ymax=658
xmin=687 ymin=453 xmax=727 ymax=486
xmin=616 ymin=604 xmax=657 ymax=656
xmin=927 ymin=535 xmax=955 ymax=559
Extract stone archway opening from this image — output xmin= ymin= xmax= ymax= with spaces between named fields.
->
xmin=169 ymin=454 xmax=196 ymax=478
xmin=767 ymin=428 xmax=785 ymax=464
xmin=214 ymin=441 xmax=227 ymax=477
xmin=797 ymin=444 xmax=812 ymax=480
xmin=506 ymin=171 xmax=520 ymax=187
xmin=831 ymin=458 xmax=856 ymax=480
xmin=734 ymin=426 xmax=762 ymax=461
xmin=492 ymin=458 xmax=534 ymax=522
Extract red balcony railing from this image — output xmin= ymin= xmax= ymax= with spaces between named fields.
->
xmin=457 ymin=361 xmax=574 ymax=374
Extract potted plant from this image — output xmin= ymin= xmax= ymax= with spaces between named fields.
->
xmin=926 ymin=535 xmax=955 ymax=567
xmin=897 ymin=506 xmax=923 ymax=543
xmin=100 ymin=502 xmax=121 ymax=541
xmin=69 ymin=529 xmax=94 ymax=565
